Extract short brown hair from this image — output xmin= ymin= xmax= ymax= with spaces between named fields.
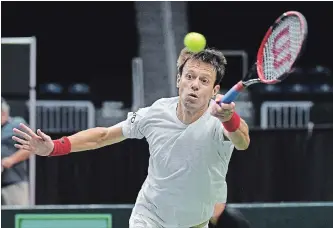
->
xmin=177 ymin=48 xmax=193 ymax=72
xmin=178 ymin=48 xmax=227 ymax=86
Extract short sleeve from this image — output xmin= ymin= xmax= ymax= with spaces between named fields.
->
xmin=122 ymin=107 xmax=150 ymax=139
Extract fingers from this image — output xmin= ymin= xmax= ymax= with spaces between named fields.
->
xmin=14 ymin=144 xmax=23 ymax=149
xmin=214 ymin=103 xmax=223 ymax=113
xmin=37 ymin=129 xmax=49 ymax=141
xmin=215 ymin=95 xmax=235 ymax=110
xmin=14 ymin=144 xmax=30 ymax=150
xmin=219 ymin=102 xmax=235 ymax=110
xmin=13 ymin=128 xmax=32 ymax=141
xmin=13 ymin=123 xmax=43 ymax=141
xmin=12 ymin=136 xmax=29 ymax=145
xmin=215 ymin=94 xmax=223 ymax=103
xmin=210 ymin=103 xmax=219 ymax=116
xmin=211 ymin=98 xmax=236 ymax=121
xmin=19 ymin=123 xmax=39 ymax=138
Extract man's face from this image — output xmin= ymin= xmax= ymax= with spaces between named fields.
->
xmin=1 ymin=111 xmax=8 ymax=125
xmin=177 ymin=59 xmax=220 ymax=111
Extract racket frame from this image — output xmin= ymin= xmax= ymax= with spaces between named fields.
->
xmin=220 ymin=11 xmax=308 ymax=104
xmin=256 ymin=11 xmax=308 ymax=84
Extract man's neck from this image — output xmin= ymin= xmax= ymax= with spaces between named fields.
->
xmin=176 ymin=100 xmax=208 ymax=125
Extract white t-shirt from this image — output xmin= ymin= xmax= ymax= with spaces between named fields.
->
xmin=122 ymin=97 xmax=234 ymax=228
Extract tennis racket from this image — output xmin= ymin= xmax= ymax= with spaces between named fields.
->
xmin=219 ymin=11 xmax=308 ymax=105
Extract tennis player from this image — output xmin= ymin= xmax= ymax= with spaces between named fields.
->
xmin=177 ymin=48 xmax=251 ymax=228
xmin=12 ymin=48 xmax=250 ymax=228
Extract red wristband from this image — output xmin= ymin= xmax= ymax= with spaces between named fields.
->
xmin=49 ymin=137 xmax=72 ymax=156
xmin=222 ymin=112 xmax=241 ymax=132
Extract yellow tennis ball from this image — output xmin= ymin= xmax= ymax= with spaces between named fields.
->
xmin=184 ymin=32 xmax=206 ymax=53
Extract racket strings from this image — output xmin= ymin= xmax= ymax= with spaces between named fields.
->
xmin=263 ymin=16 xmax=305 ymax=81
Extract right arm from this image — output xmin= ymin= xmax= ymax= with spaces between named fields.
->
xmin=68 ymin=105 xmax=150 ymax=152
xmin=12 ymin=106 xmax=150 ymax=156
xmin=68 ymin=125 xmax=126 ymax=152
xmin=12 ymin=123 xmax=127 ymax=156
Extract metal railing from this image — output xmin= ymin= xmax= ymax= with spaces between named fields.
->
xmin=29 ymin=100 xmax=95 ymax=133
xmin=260 ymin=101 xmax=314 ymax=129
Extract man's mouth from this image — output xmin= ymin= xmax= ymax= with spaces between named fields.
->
xmin=188 ymin=93 xmax=198 ymax=98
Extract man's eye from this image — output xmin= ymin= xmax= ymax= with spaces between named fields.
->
xmin=201 ymin=78 xmax=209 ymax=84
xmin=186 ymin=74 xmax=192 ymax=79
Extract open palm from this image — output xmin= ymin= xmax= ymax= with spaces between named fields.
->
xmin=12 ymin=123 xmax=54 ymax=156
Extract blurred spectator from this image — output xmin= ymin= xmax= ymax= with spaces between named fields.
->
xmin=1 ymin=97 xmax=30 ymax=205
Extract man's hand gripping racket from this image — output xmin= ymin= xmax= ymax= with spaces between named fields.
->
xmin=219 ymin=11 xmax=308 ymax=105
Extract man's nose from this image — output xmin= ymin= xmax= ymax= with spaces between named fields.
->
xmin=191 ymin=78 xmax=199 ymax=91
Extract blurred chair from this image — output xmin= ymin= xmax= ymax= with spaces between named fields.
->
xmin=308 ymin=65 xmax=333 ymax=95
xmin=40 ymin=83 xmax=64 ymax=95
xmin=67 ymin=83 xmax=91 ymax=101
xmin=284 ymin=83 xmax=311 ymax=94
xmin=259 ymin=84 xmax=283 ymax=94
xmin=312 ymin=83 xmax=333 ymax=94
xmin=308 ymin=65 xmax=332 ymax=80
xmin=68 ymin=83 xmax=91 ymax=95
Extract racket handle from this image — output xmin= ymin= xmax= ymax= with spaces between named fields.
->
xmin=219 ymin=81 xmax=244 ymax=104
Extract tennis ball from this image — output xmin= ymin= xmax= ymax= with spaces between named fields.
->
xmin=184 ymin=32 xmax=206 ymax=53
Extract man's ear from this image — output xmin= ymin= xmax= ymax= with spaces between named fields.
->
xmin=213 ymin=84 xmax=220 ymax=97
